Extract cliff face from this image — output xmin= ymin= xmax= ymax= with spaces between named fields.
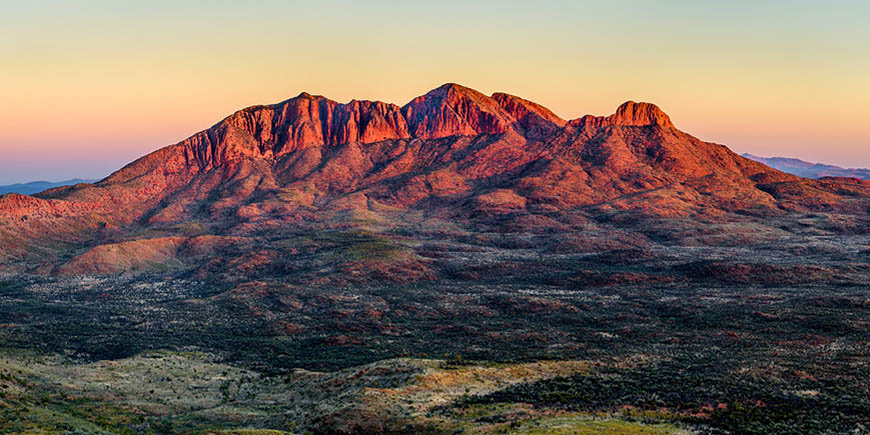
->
xmin=7 ymin=82 xmax=858 ymax=218
xmin=110 ymin=84 xmax=683 ymax=181
xmin=176 ymin=83 xmax=565 ymax=171
xmin=401 ymin=83 xmax=514 ymax=139
xmin=569 ymin=101 xmax=673 ymax=129
xmin=86 ymin=84 xmax=760 ymax=193
xmin=184 ymin=94 xmax=414 ymax=167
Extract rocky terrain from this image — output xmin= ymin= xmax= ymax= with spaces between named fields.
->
xmin=0 ymin=84 xmax=868 ymax=433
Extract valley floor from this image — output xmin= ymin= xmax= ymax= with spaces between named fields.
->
xmin=1 ymin=278 xmax=867 ymax=433
xmin=1 ymin=233 xmax=868 ymax=433
xmin=1 ymin=350 xmax=690 ymax=434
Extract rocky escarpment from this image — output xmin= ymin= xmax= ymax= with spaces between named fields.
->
xmin=108 ymin=83 xmax=570 ymax=180
xmin=3 ymin=82 xmax=870 ymax=273
xmin=570 ymin=101 xmax=674 ymax=129
xmin=12 ymin=82 xmax=869 ymax=224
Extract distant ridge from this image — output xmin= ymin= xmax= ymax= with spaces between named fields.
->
xmin=0 ymin=179 xmax=96 ymax=196
xmin=742 ymin=154 xmax=870 ymax=180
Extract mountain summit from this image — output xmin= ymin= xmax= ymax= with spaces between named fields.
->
xmin=2 ymin=83 xmax=869 ymax=275
xmin=610 ymin=101 xmax=674 ymax=127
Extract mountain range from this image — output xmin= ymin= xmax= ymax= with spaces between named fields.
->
xmin=742 ymin=153 xmax=870 ymax=180
xmin=1 ymin=83 xmax=869 ymax=278
xmin=0 ymin=178 xmax=95 ymax=196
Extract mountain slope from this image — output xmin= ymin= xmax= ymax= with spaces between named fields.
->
xmin=2 ymin=83 xmax=869 ymax=275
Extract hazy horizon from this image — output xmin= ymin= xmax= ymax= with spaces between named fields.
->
xmin=4 ymin=132 xmax=870 ymax=186
xmin=2 ymin=0 xmax=868 ymax=184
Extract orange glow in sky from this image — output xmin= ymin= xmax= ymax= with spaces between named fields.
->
xmin=1 ymin=1 xmax=868 ymax=183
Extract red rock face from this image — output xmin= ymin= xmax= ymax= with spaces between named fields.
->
xmin=6 ymin=83 xmax=860 ymax=219
xmin=608 ymin=101 xmax=674 ymax=127
xmin=178 ymin=93 xmax=413 ymax=170
xmin=569 ymin=101 xmax=674 ymax=129
xmin=3 ymin=83 xmax=870 ymax=272
xmin=491 ymin=92 xmax=566 ymax=138
xmin=401 ymin=83 xmax=515 ymax=139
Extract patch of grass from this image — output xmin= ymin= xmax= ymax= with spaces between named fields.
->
xmin=204 ymin=430 xmax=292 ymax=435
xmin=511 ymin=416 xmax=685 ymax=434
xmin=0 ymin=402 xmax=116 ymax=434
xmin=319 ymin=230 xmax=406 ymax=261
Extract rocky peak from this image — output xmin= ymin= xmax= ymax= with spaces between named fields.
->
xmin=491 ymin=92 xmax=566 ymax=138
xmin=178 ymin=93 xmax=414 ymax=169
xmin=491 ymin=93 xmax=565 ymax=126
xmin=401 ymin=83 xmax=513 ymax=139
xmin=123 ymin=85 xmax=689 ymax=182
xmin=610 ymin=101 xmax=673 ymax=127
xmin=570 ymin=101 xmax=674 ymax=129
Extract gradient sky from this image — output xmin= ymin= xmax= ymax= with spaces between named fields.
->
xmin=1 ymin=0 xmax=868 ymax=184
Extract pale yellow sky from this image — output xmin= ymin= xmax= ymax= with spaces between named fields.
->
xmin=1 ymin=1 xmax=868 ymax=183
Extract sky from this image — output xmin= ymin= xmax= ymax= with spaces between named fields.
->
xmin=1 ymin=0 xmax=868 ymax=184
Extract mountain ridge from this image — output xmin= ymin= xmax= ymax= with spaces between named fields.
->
xmin=742 ymin=153 xmax=870 ymax=180
xmin=2 ymin=83 xmax=869 ymax=276
xmin=17 ymin=84 xmax=701 ymax=215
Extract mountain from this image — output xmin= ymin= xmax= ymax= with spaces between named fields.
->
xmin=0 ymin=178 xmax=95 ymax=196
xmin=742 ymin=153 xmax=870 ymax=180
xmin=1 ymin=83 xmax=869 ymax=276
xmin=3 ymin=84 xmax=870 ymax=434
